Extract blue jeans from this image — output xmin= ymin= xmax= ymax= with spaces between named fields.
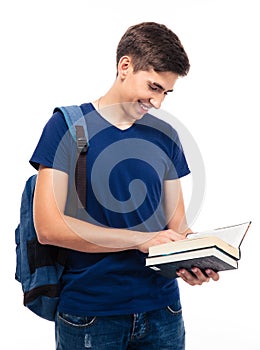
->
xmin=55 ymin=300 xmax=185 ymax=349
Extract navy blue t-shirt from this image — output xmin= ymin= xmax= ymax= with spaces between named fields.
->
xmin=30 ymin=103 xmax=190 ymax=316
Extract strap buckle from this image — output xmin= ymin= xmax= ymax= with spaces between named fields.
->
xmin=77 ymin=137 xmax=88 ymax=153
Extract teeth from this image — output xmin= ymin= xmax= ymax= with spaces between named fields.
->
xmin=140 ymin=102 xmax=149 ymax=111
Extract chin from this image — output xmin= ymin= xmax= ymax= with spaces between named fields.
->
xmin=131 ymin=110 xmax=146 ymax=122
xmin=123 ymin=101 xmax=147 ymax=122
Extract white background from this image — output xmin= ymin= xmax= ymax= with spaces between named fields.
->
xmin=1 ymin=0 xmax=259 ymax=349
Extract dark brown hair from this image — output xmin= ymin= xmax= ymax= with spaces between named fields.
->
xmin=116 ymin=22 xmax=190 ymax=76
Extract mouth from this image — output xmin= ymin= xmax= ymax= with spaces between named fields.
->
xmin=138 ymin=101 xmax=151 ymax=114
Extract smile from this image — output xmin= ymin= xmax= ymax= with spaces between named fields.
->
xmin=138 ymin=101 xmax=150 ymax=112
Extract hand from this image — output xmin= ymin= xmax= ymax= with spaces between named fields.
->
xmin=176 ymin=268 xmax=220 ymax=286
xmin=138 ymin=229 xmax=185 ymax=253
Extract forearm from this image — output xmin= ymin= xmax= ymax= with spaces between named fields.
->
xmin=35 ymin=204 xmax=155 ymax=253
xmin=36 ymin=209 xmax=184 ymax=254
xmin=164 ymin=179 xmax=192 ymax=237
xmin=62 ymin=214 xmax=155 ymax=251
xmin=167 ymin=210 xmax=192 ymax=237
xmin=167 ymin=222 xmax=193 ymax=237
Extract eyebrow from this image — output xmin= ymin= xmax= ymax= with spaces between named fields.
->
xmin=151 ymin=81 xmax=174 ymax=93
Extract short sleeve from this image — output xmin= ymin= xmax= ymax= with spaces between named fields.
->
xmin=30 ymin=111 xmax=72 ymax=173
xmin=165 ymin=128 xmax=190 ymax=180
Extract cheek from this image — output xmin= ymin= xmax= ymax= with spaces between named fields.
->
xmin=123 ymin=85 xmax=140 ymax=101
xmin=126 ymin=76 xmax=142 ymax=95
xmin=123 ymin=76 xmax=149 ymax=101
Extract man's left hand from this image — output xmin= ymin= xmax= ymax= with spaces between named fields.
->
xmin=176 ymin=268 xmax=219 ymax=286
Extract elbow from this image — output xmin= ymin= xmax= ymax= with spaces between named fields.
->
xmin=34 ymin=213 xmax=62 ymax=245
xmin=37 ymin=234 xmax=51 ymax=246
xmin=35 ymin=224 xmax=54 ymax=245
xmin=33 ymin=201 xmax=65 ymax=245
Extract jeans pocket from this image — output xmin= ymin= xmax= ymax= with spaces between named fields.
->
xmin=58 ymin=312 xmax=96 ymax=327
xmin=166 ymin=300 xmax=182 ymax=316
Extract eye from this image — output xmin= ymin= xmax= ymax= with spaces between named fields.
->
xmin=148 ymin=84 xmax=158 ymax=91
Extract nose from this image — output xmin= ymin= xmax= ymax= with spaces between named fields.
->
xmin=149 ymin=95 xmax=164 ymax=109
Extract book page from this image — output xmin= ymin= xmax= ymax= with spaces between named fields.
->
xmin=187 ymin=222 xmax=251 ymax=248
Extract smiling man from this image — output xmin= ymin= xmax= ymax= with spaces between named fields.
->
xmin=96 ymin=67 xmax=177 ymax=127
xmin=31 ymin=22 xmax=219 ymax=350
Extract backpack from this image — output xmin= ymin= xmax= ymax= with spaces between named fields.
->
xmin=15 ymin=105 xmax=89 ymax=321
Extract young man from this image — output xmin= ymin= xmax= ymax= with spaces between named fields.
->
xmin=31 ymin=22 xmax=219 ymax=349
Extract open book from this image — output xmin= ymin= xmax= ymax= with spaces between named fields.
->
xmin=146 ymin=221 xmax=251 ymax=279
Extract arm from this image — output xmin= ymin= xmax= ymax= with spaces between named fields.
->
xmin=164 ymin=179 xmax=219 ymax=284
xmin=33 ymin=166 xmax=184 ymax=253
xmin=164 ymin=179 xmax=192 ymax=235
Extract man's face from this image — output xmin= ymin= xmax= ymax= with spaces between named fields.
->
xmin=119 ymin=64 xmax=179 ymax=122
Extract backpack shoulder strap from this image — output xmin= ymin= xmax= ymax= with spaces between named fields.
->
xmin=54 ymin=105 xmax=89 ymax=208
xmin=54 ymin=105 xmax=89 ymax=153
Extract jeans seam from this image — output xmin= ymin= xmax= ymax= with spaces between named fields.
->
xmin=130 ymin=313 xmax=149 ymax=340
xmin=58 ymin=313 xmax=97 ymax=327
xmin=130 ymin=313 xmax=137 ymax=340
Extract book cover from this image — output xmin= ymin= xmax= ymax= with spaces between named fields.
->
xmin=146 ymin=247 xmax=238 ymax=279
xmin=146 ymin=221 xmax=251 ymax=279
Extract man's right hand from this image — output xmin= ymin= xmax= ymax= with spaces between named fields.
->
xmin=137 ymin=229 xmax=186 ymax=253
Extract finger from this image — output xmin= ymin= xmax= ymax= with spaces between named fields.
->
xmin=205 ymin=269 xmax=220 ymax=281
xmin=176 ymin=269 xmax=203 ymax=286
xmin=191 ymin=268 xmax=210 ymax=282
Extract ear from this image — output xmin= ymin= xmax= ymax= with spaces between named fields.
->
xmin=117 ymin=56 xmax=133 ymax=78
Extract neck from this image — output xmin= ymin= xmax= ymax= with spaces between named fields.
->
xmin=93 ymin=93 xmax=135 ymax=130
